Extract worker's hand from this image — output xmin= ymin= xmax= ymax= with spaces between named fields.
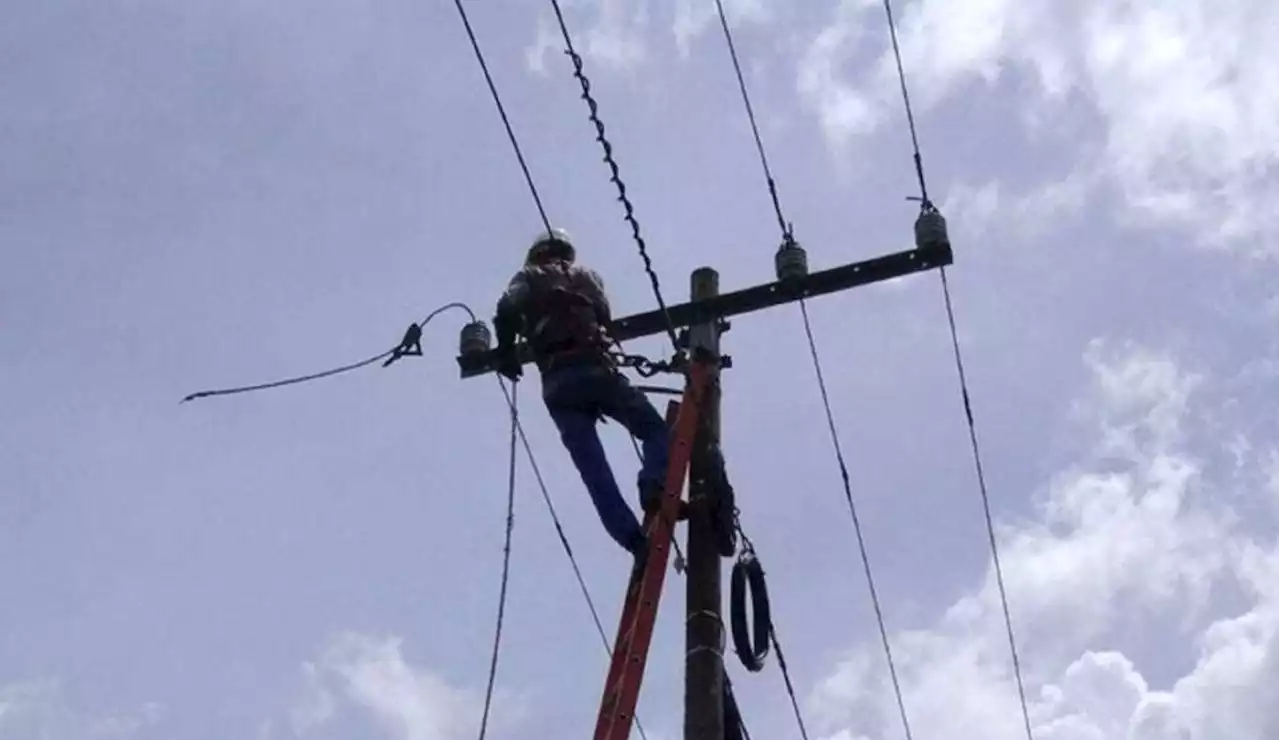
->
xmin=496 ymin=347 xmax=523 ymax=382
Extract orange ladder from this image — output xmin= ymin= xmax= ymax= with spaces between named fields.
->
xmin=592 ymin=359 xmax=711 ymax=740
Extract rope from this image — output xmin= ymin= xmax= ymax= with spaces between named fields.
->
xmin=476 ymin=380 xmax=518 ymax=739
xmin=712 ymin=0 xmax=790 ymax=241
xmin=179 ymin=303 xmax=474 ymax=403
xmin=543 ymin=0 xmax=682 ymax=354
xmin=878 ymin=2 xmax=1033 ymax=737
xmin=451 ymin=0 xmax=552 ymax=233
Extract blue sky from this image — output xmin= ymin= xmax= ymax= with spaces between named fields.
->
xmin=1 ymin=1 xmax=1276 ymax=739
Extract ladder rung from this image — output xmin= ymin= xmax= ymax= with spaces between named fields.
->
xmin=593 ymin=362 xmax=711 ymax=740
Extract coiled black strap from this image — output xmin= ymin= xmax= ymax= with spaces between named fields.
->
xmin=730 ymin=552 xmax=771 ymax=672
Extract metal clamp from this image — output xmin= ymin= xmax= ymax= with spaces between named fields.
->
xmin=685 ymin=609 xmax=726 ymax=659
xmin=382 ymin=323 xmax=424 ymax=367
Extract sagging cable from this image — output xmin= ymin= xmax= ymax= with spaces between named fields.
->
xmin=180 ymin=302 xmax=476 ymax=403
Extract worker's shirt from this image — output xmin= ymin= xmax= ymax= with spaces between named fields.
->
xmin=498 ymin=260 xmax=613 ymax=369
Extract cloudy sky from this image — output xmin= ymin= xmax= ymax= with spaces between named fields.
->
xmin=1 ymin=1 xmax=1276 ymax=739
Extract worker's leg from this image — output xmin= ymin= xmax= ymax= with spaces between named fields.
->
xmin=544 ymin=367 xmax=646 ymax=555
xmin=598 ymin=372 xmax=671 ymax=511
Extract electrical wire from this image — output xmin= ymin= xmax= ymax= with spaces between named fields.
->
xmin=768 ymin=627 xmax=810 ymax=740
xmin=723 ymin=671 xmax=752 ymax=740
xmin=451 ymin=0 xmax=552 ymax=233
xmin=180 ymin=350 xmax=392 ymax=403
xmin=876 ymin=2 xmax=1033 ymax=738
xmin=710 ymin=3 xmax=908 ymax=736
xmin=543 ymin=0 xmax=682 ymax=354
xmin=179 ymin=302 xmax=474 ymax=403
xmin=494 ymin=377 xmax=652 ymax=740
xmin=878 ymin=0 xmax=929 ymax=207
xmin=712 ymin=0 xmax=790 ymax=240
xmin=798 ymin=300 xmax=913 ymax=740
xmin=476 ymin=380 xmax=518 ymax=740
xmin=497 ymin=379 xmax=611 ymax=652
xmin=939 ymin=268 xmax=1033 ymax=740
xmin=458 ymin=0 xmax=688 ymax=580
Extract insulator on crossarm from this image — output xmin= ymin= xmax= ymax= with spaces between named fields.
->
xmin=459 ymin=320 xmax=492 ymax=358
xmin=774 ymin=238 xmax=808 ymax=282
xmin=914 ymin=204 xmax=950 ymax=251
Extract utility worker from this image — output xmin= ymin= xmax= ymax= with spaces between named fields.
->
xmin=492 ymin=228 xmax=682 ymax=577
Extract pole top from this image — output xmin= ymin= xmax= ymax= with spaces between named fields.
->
xmin=689 ymin=267 xmax=721 ymax=354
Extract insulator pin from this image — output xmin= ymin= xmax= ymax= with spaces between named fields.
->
xmin=774 ymin=239 xmax=808 ymax=282
xmin=459 ymin=320 xmax=492 ymax=357
xmin=914 ymin=207 xmax=950 ymax=250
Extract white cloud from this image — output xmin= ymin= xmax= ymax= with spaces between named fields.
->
xmin=289 ymin=662 xmax=336 ymax=735
xmin=527 ymin=0 xmax=775 ymax=73
xmin=0 ymin=680 xmax=163 ymax=740
xmin=592 ymin=0 xmax=653 ymax=70
xmin=796 ymin=0 xmax=884 ymax=152
xmin=798 ymin=0 xmax=1280 ymax=254
xmin=290 ymin=632 xmax=526 ymax=740
xmin=672 ymin=0 xmax=771 ymax=56
xmin=526 ymin=0 xmax=652 ymax=75
xmin=0 ymin=681 xmax=50 ymax=730
xmin=808 ymin=340 xmax=1279 ymax=740
xmin=1249 ymin=448 xmax=1278 ymax=509
xmin=525 ymin=12 xmax=562 ymax=76
xmin=941 ymin=170 xmax=1096 ymax=246
xmin=89 ymin=704 xmax=163 ymax=737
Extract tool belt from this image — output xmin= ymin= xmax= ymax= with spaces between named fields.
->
xmin=536 ymin=337 xmax=615 ymax=374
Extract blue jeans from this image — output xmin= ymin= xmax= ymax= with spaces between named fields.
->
xmin=542 ymin=362 xmax=670 ymax=554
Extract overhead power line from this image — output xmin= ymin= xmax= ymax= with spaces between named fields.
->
xmin=877 ymin=1 xmax=1034 ymax=738
xmin=451 ymin=0 xmax=552 ymax=234
xmin=476 ymin=380 xmax=519 ymax=740
xmin=185 ymin=4 xmax=1027 ymax=739
xmin=713 ymin=0 xmax=790 ymax=241
xmin=543 ymin=0 xmax=682 ymax=354
xmin=712 ymin=2 xmax=911 ymax=737
xmin=179 ymin=302 xmax=473 ymax=403
xmin=448 ymin=3 xmax=671 ymax=734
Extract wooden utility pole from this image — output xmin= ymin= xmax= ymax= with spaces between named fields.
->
xmin=684 ymin=267 xmax=723 ymax=740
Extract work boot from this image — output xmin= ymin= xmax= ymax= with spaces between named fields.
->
xmin=640 ymin=483 xmax=689 ymax=521
xmin=628 ymin=533 xmax=649 ymax=585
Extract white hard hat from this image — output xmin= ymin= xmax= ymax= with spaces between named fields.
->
xmin=526 ymin=227 xmax=576 ymax=264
